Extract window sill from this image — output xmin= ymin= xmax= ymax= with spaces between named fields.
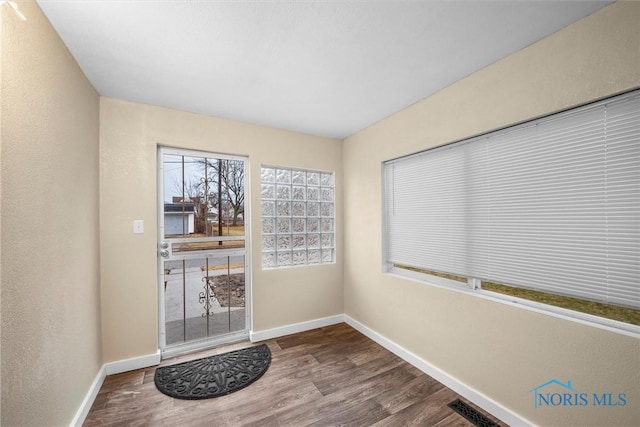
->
xmin=386 ymin=266 xmax=640 ymax=338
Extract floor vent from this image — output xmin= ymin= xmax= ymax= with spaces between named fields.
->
xmin=447 ymin=399 xmax=500 ymax=427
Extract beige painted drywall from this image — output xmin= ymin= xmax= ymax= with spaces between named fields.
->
xmin=344 ymin=2 xmax=640 ymax=426
xmin=99 ymin=98 xmax=343 ymax=363
xmin=0 ymin=5 xmax=4 ymax=423
xmin=0 ymin=4 xmax=3 ymax=421
xmin=0 ymin=1 xmax=101 ymax=426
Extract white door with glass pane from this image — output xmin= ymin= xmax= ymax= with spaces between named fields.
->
xmin=158 ymin=147 xmax=250 ymax=357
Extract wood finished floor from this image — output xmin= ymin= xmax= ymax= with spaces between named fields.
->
xmin=84 ymin=323 xmax=505 ymax=426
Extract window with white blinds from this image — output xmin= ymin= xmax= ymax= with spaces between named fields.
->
xmin=384 ymin=90 xmax=640 ymax=310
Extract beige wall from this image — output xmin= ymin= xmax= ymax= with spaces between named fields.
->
xmin=0 ymin=1 xmax=101 ymax=426
xmin=343 ymin=3 xmax=640 ymax=425
xmin=0 ymin=5 xmax=4 ymax=420
xmin=99 ymin=98 xmax=343 ymax=363
xmin=343 ymin=2 xmax=640 ymax=426
xmin=0 ymin=4 xmax=4 ymax=420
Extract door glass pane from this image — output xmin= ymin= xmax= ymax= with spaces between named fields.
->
xmin=200 ymin=254 xmax=246 ymax=337
xmin=163 ymin=254 xmax=246 ymax=346
xmin=163 ymin=154 xmax=245 ymax=242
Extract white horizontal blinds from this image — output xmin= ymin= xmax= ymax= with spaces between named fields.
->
xmin=385 ymin=141 xmax=485 ymax=276
xmin=384 ymin=90 xmax=640 ymax=309
xmin=603 ymin=96 xmax=640 ymax=306
xmin=484 ymin=106 xmax=611 ymax=303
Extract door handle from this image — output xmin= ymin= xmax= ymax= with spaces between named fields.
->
xmin=159 ymin=241 xmax=170 ymax=258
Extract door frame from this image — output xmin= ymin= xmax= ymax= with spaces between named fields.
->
xmin=157 ymin=145 xmax=252 ymax=358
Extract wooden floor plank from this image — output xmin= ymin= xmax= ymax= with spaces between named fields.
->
xmin=216 ymin=382 xmax=322 ymax=426
xmin=83 ymin=323 xmax=506 ymax=427
xmin=374 ymin=373 xmax=446 ymax=414
xmin=312 ymin=351 xmax=404 ymax=396
xmin=305 ymin=398 xmax=390 ymax=427
xmin=370 ymin=387 xmax=462 ymax=427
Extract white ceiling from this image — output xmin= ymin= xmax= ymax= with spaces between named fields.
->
xmin=36 ymin=0 xmax=610 ymax=139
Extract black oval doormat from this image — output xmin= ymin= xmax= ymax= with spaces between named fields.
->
xmin=154 ymin=344 xmax=271 ymax=399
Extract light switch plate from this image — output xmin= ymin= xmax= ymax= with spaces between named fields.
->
xmin=133 ymin=220 xmax=144 ymax=234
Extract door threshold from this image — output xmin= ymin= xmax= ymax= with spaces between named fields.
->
xmin=161 ymin=330 xmax=250 ymax=359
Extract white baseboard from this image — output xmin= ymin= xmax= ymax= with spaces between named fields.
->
xmin=250 ymin=314 xmax=345 ymax=342
xmin=70 ymin=351 xmax=161 ymax=426
xmin=70 ymin=365 xmax=106 ymax=427
xmin=344 ymin=315 xmax=533 ymax=427
xmin=104 ymin=350 xmax=161 ymax=375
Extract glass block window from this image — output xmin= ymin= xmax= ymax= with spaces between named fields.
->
xmin=261 ymin=166 xmax=335 ymax=268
